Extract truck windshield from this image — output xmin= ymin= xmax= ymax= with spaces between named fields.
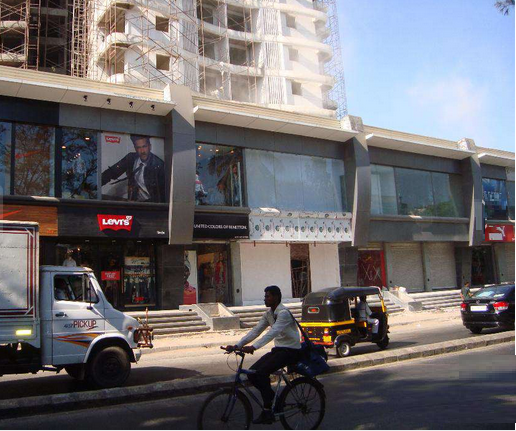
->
xmin=54 ymin=274 xmax=99 ymax=303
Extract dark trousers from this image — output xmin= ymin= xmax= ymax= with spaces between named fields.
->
xmin=248 ymin=347 xmax=302 ymax=409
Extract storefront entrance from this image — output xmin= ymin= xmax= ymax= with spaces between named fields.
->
xmin=52 ymin=239 xmax=159 ymax=310
xmin=196 ymin=244 xmax=232 ymax=305
xmin=290 ymin=244 xmax=311 ymax=298
xmin=357 ymin=250 xmax=386 ymax=288
xmin=471 ymin=246 xmax=496 ymax=286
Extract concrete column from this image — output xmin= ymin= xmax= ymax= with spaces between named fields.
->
xmin=458 ymin=139 xmax=483 ymax=246
xmin=166 ymin=84 xmax=196 ymax=245
xmin=343 ymin=133 xmax=371 ymax=247
xmin=158 ymin=244 xmax=185 ymax=309
xmin=230 ymin=242 xmax=244 ymax=306
xmin=338 ymin=245 xmax=358 ymax=286
xmin=421 ymin=243 xmax=432 ymax=292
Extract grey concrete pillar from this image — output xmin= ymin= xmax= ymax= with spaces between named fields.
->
xmin=343 ymin=134 xmax=371 ymax=247
xmin=165 ymin=85 xmax=196 ymax=245
xmin=458 ymin=139 xmax=483 ymax=246
xmin=158 ymin=244 xmax=186 ymax=309
xmin=230 ymin=242 xmax=243 ymax=306
xmin=421 ymin=243 xmax=432 ymax=292
xmin=339 ymin=245 xmax=358 ymax=286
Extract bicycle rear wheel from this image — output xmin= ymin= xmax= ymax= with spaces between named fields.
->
xmin=197 ymin=388 xmax=252 ymax=430
xmin=277 ymin=377 xmax=326 ymax=430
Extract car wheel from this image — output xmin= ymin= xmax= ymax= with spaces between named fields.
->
xmin=88 ymin=346 xmax=131 ymax=388
xmin=336 ymin=341 xmax=351 ymax=358
xmin=469 ymin=326 xmax=482 ymax=334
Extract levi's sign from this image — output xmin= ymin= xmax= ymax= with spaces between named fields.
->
xmin=97 ymin=214 xmax=133 ymax=231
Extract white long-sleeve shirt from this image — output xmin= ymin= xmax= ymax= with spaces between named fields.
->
xmin=236 ymin=303 xmax=301 ymax=350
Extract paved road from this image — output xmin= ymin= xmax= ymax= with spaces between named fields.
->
xmin=0 ymin=319 xmax=509 ymax=401
xmin=1 ymin=343 xmax=514 ymax=429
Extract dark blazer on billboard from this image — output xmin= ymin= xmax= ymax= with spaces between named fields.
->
xmin=101 ymin=152 xmax=166 ymax=203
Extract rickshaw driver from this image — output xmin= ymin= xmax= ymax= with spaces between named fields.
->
xmin=224 ymin=285 xmax=302 ymax=425
xmin=357 ymin=295 xmax=379 ymax=335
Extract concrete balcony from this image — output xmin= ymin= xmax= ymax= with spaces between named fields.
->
xmin=0 ymin=51 xmax=26 ymax=65
xmin=0 ymin=20 xmax=27 ymax=33
xmin=97 ymin=32 xmax=142 ymax=58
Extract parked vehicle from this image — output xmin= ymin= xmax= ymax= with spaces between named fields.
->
xmin=0 ymin=221 xmax=153 ymax=388
xmin=461 ymin=284 xmax=515 ymax=334
xmin=300 ymin=286 xmax=389 ymax=358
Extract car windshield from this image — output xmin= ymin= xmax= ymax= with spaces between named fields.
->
xmin=471 ymin=285 xmax=514 ymax=300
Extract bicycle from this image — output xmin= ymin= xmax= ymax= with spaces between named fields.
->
xmin=197 ymin=347 xmax=326 ymax=430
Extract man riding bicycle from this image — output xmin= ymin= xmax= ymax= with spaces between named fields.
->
xmin=225 ymin=285 xmax=302 ymax=425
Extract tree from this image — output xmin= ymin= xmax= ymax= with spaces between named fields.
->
xmin=495 ymin=0 xmax=515 ymax=15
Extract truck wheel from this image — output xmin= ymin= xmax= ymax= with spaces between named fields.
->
xmin=65 ymin=365 xmax=84 ymax=380
xmin=88 ymin=346 xmax=131 ymax=388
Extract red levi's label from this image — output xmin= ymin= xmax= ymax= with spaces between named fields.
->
xmin=97 ymin=215 xmax=133 ymax=231
xmin=105 ymin=135 xmax=121 ymax=144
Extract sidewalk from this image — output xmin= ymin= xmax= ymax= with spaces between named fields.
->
xmin=143 ymin=307 xmax=462 ymax=356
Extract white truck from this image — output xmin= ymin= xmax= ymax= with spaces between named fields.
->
xmin=0 ymin=221 xmax=153 ymax=388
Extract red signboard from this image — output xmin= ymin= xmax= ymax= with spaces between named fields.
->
xmin=101 ymin=271 xmax=120 ymax=281
xmin=97 ymin=214 xmax=133 ymax=232
xmin=104 ymin=135 xmax=121 ymax=144
xmin=485 ymin=224 xmax=515 ymax=242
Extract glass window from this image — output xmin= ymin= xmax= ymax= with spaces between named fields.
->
xmin=273 ymin=152 xmax=304 ymax=211
xmin=101 ymin=133 xmax=166 ymax=203
xmin=245 ymin=149 xmax=276 ymax=208
xmin=482 ymin=178 xmax=508 ymax=220
xmin=14 ymin=124 xmax=55 ymax=197
xmin=395 ymin=167 xmax=434 ymax=216
xmin=123 ymin=242 xmax=156 ymax=307
xmin=61 ymin=128 xmax=98 ymax=199
xmin=371 ymin=165 xmax=397 ymax=215
xmin=301 ymin=155 xmax=337 ymax=211
xmin=507 ymin=181 xmax=515 ymax=220
xmin=196 ymin=144 xmax=243 ymax=207
xmin=431 ymin=172 xmax=464 ymax=217
xmin=54 ymin=274 xmax=98 ymax=303
xmin=0 ymin=122 xmax=12 ymax=196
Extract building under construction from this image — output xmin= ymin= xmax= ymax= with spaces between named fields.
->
xmin=0 ymin=0 xmax=347 ymax=118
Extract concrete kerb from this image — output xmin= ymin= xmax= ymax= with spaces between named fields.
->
xmin=1 ymin=331 xmax=513 ymax=419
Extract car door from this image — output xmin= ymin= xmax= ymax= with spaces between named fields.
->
xmin=52 ymin=273 xmax=105 ymax=365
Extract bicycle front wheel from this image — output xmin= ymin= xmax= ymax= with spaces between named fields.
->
xmin=277 ymin=377 xmax=326 ymax=430
xmin=197 ymin=388 xmax=252 ymax=430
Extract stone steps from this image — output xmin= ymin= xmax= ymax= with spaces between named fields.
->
xmin=128 ymin=310 xmax=209 ymax=336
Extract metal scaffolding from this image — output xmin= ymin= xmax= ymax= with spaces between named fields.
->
xmin=0 ymin=0 xmax=347 ymax=118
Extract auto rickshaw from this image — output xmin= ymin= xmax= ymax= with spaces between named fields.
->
xmin=300 ymin=286 xmax=389 ymax=357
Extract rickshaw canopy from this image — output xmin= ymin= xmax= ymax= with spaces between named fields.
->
xmin=303 ymin=286 xmax=382 ymax=306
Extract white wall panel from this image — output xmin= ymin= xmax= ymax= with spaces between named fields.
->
xmin=309 ymin=243 xmax=340 ymax=292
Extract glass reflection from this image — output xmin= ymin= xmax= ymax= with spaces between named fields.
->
xmin=0 ymin=122 xmax=12 ymax=196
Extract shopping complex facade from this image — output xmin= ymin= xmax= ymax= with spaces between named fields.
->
xmin=0 ymin=66 xmax=514 ymax=311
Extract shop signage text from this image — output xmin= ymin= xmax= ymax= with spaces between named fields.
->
xmin=193 ymin=213 xmax=249 ymax=239
xmin=97 ymin=215 xmax=133 ymax=232
xmin=104 ymin=135 xmax=121 ymax=144
xmin=485 ymin=224 xmax=515 ymax=242
xmin=101 ymin=271 xmax=120 ymax=281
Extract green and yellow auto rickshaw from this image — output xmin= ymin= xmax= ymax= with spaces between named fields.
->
xmin=300 ymin=286 xmax=390 ymax=357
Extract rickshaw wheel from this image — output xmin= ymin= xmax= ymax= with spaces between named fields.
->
xmin=336 ymin=341 xmax=351 ymax=358
xmin=376 ymin=335 xmax=389 ymax=350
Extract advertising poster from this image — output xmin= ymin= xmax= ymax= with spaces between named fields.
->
xmin=184 ymin=251 xmax=198 ymax=305
xmin=124 ymin=256 xmax=153 ymax=305
xmin=101 ymin=132 xmax=166 ymax=203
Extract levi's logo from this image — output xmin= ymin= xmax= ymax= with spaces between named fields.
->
xmin=97 ymin=215 xmax=133 ymax=231
xmin=105 ymin=135 xmax=121 ymax=144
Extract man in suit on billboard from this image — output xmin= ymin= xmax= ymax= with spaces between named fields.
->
xmin=102 ymin=135 xmax=166 ymax=203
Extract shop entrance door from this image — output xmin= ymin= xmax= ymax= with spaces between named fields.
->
xmin=471 ymin=246 xmax=496 ymax=286
xmin=99 ymin=244 xmax=123 ymax=309
xmin=197 ymin=244 xmax=231 ymax=305
xmin=358 ymin=250 xmax=386 ymax=288
xmin=290 ymin=244 xmax=311 ymax=299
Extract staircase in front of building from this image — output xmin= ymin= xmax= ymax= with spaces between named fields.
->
xmin=410 ymin=289 xmax=471 ymax=311
xmin=230 ymin=297 xmax=405 ymax=329
xmin=128 ymin=310 xmax=210 ymax=337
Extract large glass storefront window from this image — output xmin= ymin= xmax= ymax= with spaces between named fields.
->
xmin=61 ymin=128 xmax=98 ymax=199
xmin=245 ymin=149 xmax=346 ymax=212
xmin=54 ymin=240 xmax=157 ymax=310
xmin=396 ymin=167 xmax=434 ymax=216
xmin=0 ymin=122 xmax=12 ymax=196
xmin=14 ymin=124 xmax=55 ymax=196
xmin=507 ymin=181 xmax=515 ymax=220
xmin=196 ymin=144 xmax=243 ymax=207
xmin=431 ymin=172 xmax=464 ymax=217
xmin=371 ymin=165 xmax=397 ymax=215
xmin=101 ymin=133 xmax=166 ymax=203
xmin=483 ymin=178 xmax=509 ymax=220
